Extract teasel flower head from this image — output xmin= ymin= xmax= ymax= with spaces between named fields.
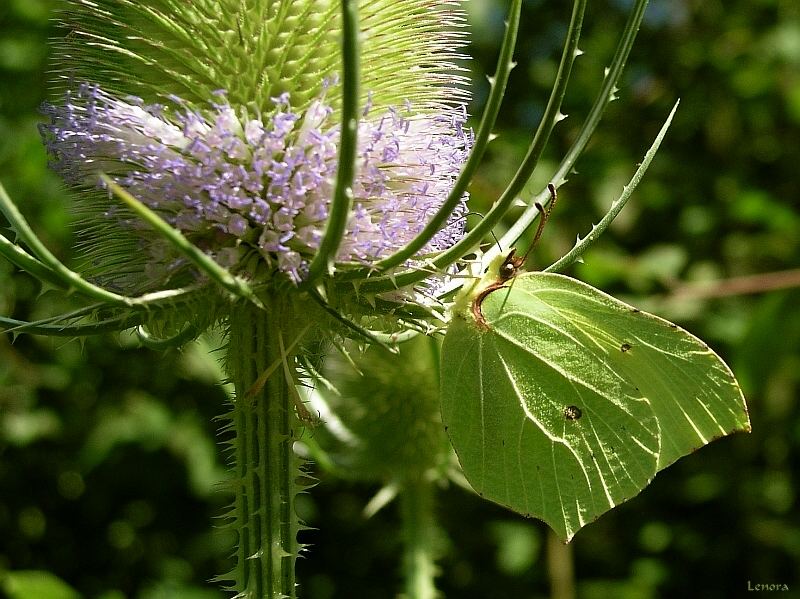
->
xmin=42 ymin=85 xmax=471 ymax=287
xmin=41 ymin=0 xmax=472 ymax=294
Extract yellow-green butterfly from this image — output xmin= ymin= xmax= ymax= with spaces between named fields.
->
xmin=440 ymin=207 xmax=750 ymax=541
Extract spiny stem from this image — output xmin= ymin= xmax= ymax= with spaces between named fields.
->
xmin=437 ymin=0 xmax=584 ymax=264
xmin=226 ymin=300 xmax=304 ymax=598
xmin=0 ymin=314 xmax=142 ymax=337
xmin=545 ymin=100 xmax=679 ymax=273
xmin=135 ymin=323 xmax=198 ymax=349
xmin=0 ymin=181 xmax=132 ymax=305
xmin=366 ymin=0 xmax=523 ymax=273
xmin=401 ymin=476 xmax=439 ymax=599
xmin=339 ymin=0 xmax=586 ymax=294
xmin=496 ymin=0 xmax=652 ymax=256
xmin=0 ymin=231 xmax=66 ymax=289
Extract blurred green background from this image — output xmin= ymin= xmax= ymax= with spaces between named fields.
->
xmin=1 ymin=0 xmax=798 ymax=597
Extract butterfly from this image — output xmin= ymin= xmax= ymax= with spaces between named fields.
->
xmin=439 ymin=206 xmax=750 ymax=541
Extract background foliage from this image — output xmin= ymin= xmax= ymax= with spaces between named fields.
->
xmin=1 ymin=0 xmax=798 ymax=597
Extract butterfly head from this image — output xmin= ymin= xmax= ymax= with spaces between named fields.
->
xmin=498 ymin=249 xmax=525 ymax=283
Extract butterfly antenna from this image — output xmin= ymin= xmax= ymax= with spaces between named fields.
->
xmin=489 ymin=229 xmax=503 ymax=253
xmin=453 ymin=211 xmax=503 ymax=253
xmin=521 ymin=183 xmax=558 ymax=264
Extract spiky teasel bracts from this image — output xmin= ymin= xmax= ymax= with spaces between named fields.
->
xmin=53 ymin=0 xmax=468 ymax=117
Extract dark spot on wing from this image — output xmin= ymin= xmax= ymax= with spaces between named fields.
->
xmin=564 ymin=405 xmax=582 ymax=421
xmin=621 ymin=342 xmax=632 ymax=352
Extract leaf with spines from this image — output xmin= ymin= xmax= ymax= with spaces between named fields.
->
xmin=440 ymin=254 xmax=750 ymax=541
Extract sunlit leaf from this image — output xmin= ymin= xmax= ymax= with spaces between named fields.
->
xmin=1 ymin=570 xmax=80 ymax=599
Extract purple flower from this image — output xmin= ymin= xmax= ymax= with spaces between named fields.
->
xmin=41 ymin=84 xmax=472 ymax=284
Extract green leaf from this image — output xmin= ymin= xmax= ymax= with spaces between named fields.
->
xmin=1 ymin=570 xmax=81 ymax=599
xmin=440 ymin=265 xmax=750 ymax=542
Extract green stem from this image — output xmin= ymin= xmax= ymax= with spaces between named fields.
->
xmin=226 ymin=300 xmax=304 ymax=598
xmin=364 ymin=0 xmax=523 ymax=273
xmin=0 ymin=232 xmax=66 ymax=289
xmin=497 ymin=0 xmax=651 ymax=256
xmin=304 ymin=0 xmax=359 ymax=284
xmin=336 ymin=0 xmax=585 ymax=294
xmin=545 ymin=100 xmax=679 ymax=273
xmin=546 ymin=529 xmax=575 ymax=599
xmin=400 ymin=476 xmax=439 ymax=599
xmin=0 ymin=181 xmax=132 ymax=305
xmin=0 ymin=314 xmax=142 ymax=337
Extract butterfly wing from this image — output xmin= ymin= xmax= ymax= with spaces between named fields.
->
xmin=441 ymin=271 xmax=749 ymax=541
